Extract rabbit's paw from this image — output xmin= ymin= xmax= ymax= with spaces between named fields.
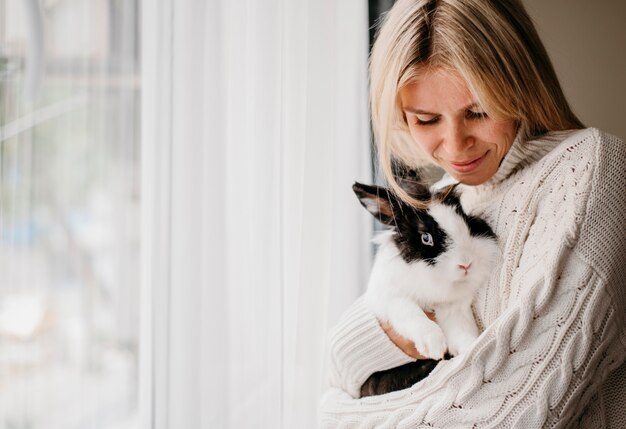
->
xmin=447 ymin=333 xmax=478 ymax=357
xmin=412 ymin=321 xmax=447 ymax=360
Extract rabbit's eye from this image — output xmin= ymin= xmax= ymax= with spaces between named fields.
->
xmin=421 ymin=233 xmax=434 ymax=246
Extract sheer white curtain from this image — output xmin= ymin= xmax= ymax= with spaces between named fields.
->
xmin=141 ymin=1 xmax=371 ymax=428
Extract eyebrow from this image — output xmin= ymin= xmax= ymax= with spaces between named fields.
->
xmin=403 ymin=102 xmax=481 ymax=115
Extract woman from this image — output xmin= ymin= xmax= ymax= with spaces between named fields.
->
xmin=319 ymin=0 xmax=626 ymax=427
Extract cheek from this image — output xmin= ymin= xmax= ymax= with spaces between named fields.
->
xmin=407 ymin=127 xmax=440 ymax=157
xmin=479 ymin=120 xmax=516 ymax=146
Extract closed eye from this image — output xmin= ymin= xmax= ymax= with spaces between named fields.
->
xmin=410 ymin=111 xmax=486 ymax=126
xmin=414 ymin=115 xmax=440 ymax=126
xmin=466 ymin=110 xmax=488 ymax=120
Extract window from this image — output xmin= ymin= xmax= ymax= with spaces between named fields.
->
xmin=0 ymin=0 xmax=140 ymax=427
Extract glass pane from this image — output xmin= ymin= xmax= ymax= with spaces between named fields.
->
xmin=0 ymin=0 xmax=140 ymax=427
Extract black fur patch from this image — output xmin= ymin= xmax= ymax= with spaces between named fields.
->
xmin=360 ymin=353 xmax=451 ymax=397
xmin=464 ymin=215 xmax=497 ymax=239
xmin=353 ymin=181 xmax=449 ymax=265
xmin=392 ymin=206 xmax=448 ymax=265
xmin=438 ymin=190 xmax=496 ymax=239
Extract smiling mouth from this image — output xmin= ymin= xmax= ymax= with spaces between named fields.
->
xmin=448 ymin=153 xmax=487 ymax=173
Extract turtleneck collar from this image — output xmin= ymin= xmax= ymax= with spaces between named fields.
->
xmin=482 ymin=129 xmax=579 ymax=187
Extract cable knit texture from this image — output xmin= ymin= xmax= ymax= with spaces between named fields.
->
xmin=320 ymin=128 xmax=626 ymax=428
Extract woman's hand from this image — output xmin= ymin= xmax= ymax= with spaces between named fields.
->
xmin=379 ymin=312 xmax=437 ymax=360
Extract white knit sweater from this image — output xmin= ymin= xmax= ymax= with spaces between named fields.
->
xmin=320 ymin=128 xmax=626 ymax=428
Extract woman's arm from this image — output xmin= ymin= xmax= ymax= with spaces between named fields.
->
xmin=326 ymin=296 xmax=438 ymax=398
xmin=379 ymin=313 xmax=438 ymax=359
xmin=325 ymin=296 xmax=418 ymax=398
xmin=321 ymin=254 xmax=625 ymax=428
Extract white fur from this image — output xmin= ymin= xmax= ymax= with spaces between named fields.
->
xmin=365 ymin=202 xmax=499 ymax=359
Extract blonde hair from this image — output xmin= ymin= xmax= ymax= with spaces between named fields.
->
xmin=370 ymin=0 xmax=584 ymax=208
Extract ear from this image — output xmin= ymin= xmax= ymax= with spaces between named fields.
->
xmin=352 ymin=182 xmax=397 ymax=225
xmin=433 ymin=183 xmax=461 ymax=205
xmin=391 ymin=160 xmax=421 ymax=181
xmin=395 ymin=177 xmax=431 ymax=200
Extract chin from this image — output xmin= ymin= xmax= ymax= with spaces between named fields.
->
xmin=459 ymin=176 xmax=488 ymax=186
xmin=448 ymin=173 xmax=488 ymax=186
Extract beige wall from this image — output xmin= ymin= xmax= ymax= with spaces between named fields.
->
xmin=522 ymin=0 xmax=626 ymax=139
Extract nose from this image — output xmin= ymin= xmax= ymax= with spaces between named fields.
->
xmin=458 ymin=263 xmax=471 ymax=275
xmin=445 ymin=121 xmax=474 ymax=155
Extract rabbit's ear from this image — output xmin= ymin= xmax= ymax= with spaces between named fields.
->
xmin=352 ymin=182 xmax=397 ymax=226
xmin=391 ymin=162 xmax=430 ymax=198
xmin=395 ymin=177 xmax=431 ymax=200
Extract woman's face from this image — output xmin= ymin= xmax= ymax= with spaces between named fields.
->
xmin=399 ymin=68 xmax=517 ymax=186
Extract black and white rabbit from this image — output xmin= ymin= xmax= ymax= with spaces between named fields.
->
xmin=352 ymin=178 xmax=499 ymax=396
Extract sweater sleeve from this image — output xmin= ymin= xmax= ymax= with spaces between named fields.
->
xmin=326 ymin=296 xmax=417 ymax=398
xmin=319 ymin=130 xmax=626 ymax=428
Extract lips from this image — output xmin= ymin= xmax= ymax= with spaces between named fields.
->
xmin=448 ymin=153 xmax=487 ymax=173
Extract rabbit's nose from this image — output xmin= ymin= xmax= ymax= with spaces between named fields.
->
xmin=458 ymin=263 xmax=471 ymax=275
